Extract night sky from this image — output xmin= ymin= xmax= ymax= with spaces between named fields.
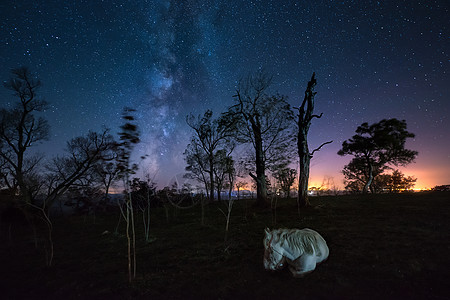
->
xmin=1 ymin=0 xmax=449 ymax=190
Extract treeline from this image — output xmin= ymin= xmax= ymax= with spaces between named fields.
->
xmin=0 ymin=68 xmax=422 ymax=212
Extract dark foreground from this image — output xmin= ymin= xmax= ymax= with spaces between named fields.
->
xmin=1 ymin=192 xmax=449 ymax=299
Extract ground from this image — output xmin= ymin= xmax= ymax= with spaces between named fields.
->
xmin=1 ymin=192 xmax=449 ymax=299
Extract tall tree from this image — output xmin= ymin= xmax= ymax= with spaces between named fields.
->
xmin=225 ymin=71 xmax=294 ymax=207
xmin=296 ymin=73 xmax=332 ymax=208
xmin=186 ymin=110 xmax=235 ymax=201
xmin=184 ymin=138 xmax=210 ymax=198
xmin=117 ymin=107 xmax=140 ymax=283
xmin=338 ymin=118 xmax=418 ymax=193
xmin=0 ymin=67 xmax=49 ymax=203
xmin=213 ymin=148 xmax=235 ymax=201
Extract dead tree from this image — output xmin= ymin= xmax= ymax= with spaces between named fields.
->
xmin=296 ymin=73 xmax=332 ymax=209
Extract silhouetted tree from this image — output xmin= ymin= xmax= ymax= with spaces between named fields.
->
xmin=273 ymin=166 xmax=297 ymax=198
xmin=116 ymin=107 xmax=140 ymax=283
xmin=295 ymin=73 xmax=332 ymax=208
xmin=32 ymin=129 xmax=114 ymax=266
xmin=342 ymin=157 xmax=385 ymax=193
xmin=186 ymin=110 xmax=236 ymax=202
xmin=44 ymin=129 xmax=115 ymax=209
xmin=213 ymin=148 xmax=235 ymax=201
xmin=0 ymin=67 xmax=49 ymax=203
xmin=385 ymin=170 xmax=417 ymax=193
xmin=338 ymin=118 xmax=418 ymax=193
xmin=184 ymin=138 xmax=211 ymax=199
xmin=93 ymin=145 xmax=121 ymax=203
xmin=131 ymin=176 xmax=156 ymax=242
xmin=217 ymin=155 xmax=236 ymax=242
xmin=224 ymin=71 xmax=295 ymax=207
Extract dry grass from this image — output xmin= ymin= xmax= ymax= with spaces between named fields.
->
xmin=1 ymin=192 xmax=449 ymax=299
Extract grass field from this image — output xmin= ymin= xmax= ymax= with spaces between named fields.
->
xmin=1 ymin=192 xmax=449 ymax=299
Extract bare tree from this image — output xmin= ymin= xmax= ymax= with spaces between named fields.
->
xmin=225 ymin=71 xmax=295 ymax=207
xmin=295 ymin=73 xmax=332 ymax=209
xmin=93 ymin=146 xmax=121 ymax=203
xmin=22 ymin=129 xmax=114 ymax=266
xmin=44 ymin=129 xmax=115 ymax=209
xmin=0 ymin=67 xmax=49 ymax=203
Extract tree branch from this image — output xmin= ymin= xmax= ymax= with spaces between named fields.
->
xmin=311 ymin=112 xmax=323 ymax=119
xmin=310 ymin=140 xmax=333 ymax=157
xmin=249 ymin=172 xmax=258 ymax=182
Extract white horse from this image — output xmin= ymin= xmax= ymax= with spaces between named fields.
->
xmin=263 ymin=228 xmax=329 ymax=277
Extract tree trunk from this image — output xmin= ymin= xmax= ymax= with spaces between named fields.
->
xmin=363 ymin=163 xmax=373 ymax=193
xmin=298 ymin=128 xmax=311 ymax=208
xmin=298 ymin=157 xmax=311 ymax=207
xmin=216 ymin=182 xmax=222 ymax=202
xmin=201 ymin=193 xmax=205 ymax=226
xmin=253 ymin=132 xmax=268 ymax=207
xmin=208 ymin=157 xmax=215 ymax=202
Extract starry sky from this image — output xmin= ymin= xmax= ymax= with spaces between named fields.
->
xmin=1 ymin=0 xmax=449 ymax=190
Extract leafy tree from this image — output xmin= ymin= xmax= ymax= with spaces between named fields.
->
xmin=213 ymin=148 xmax=235 ymax=201
xmin=0 ymin=67 xmax=49 ymax=203
xmin=342 ymin=156 xmax=386 ymax=193
xmin=385 ymin=170 xmax=417 ymax=193
xmin=295 ymin=73 xmax=332 ymax=208
xmin=224 ymin=71 xmax=295 ymax=207
xmin=273 ymin=166 xmax=297 ymax=198
xmin=338 ymin=118 xmax=418 ymax=193
xmin=186 ymin=110 xmax=236 ymax=201
xmin=184 ymin=138 xmax=211 ymax=200
xmin=130 ymin=176 xmax=156 ymax=242
xmin=346 ymin=170 xmax=417 ymax=193
xmin=116 ymin=107 xmax=140 ymax=283
xmin=431 ymin=185 xmax=450 ymax=192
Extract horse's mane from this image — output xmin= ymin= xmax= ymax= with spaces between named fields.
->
xmin=275 ymin=228 xmax=324 ymax=256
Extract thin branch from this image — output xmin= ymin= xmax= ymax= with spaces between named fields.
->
xmin=311 ymin=112 xmax=323 ymax=119
xmin=310 ymin=140 xmax=333 ymax=157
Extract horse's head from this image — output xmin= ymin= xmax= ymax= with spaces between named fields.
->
xmin=263 ymin=228 xmax=286 ymax=271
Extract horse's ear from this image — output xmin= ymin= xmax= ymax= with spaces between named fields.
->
xmin=264 ymin=227 xmax=270 ymax=235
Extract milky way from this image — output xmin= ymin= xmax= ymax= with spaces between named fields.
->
xmin=1 ymin=0 xmax=449 ymax=188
